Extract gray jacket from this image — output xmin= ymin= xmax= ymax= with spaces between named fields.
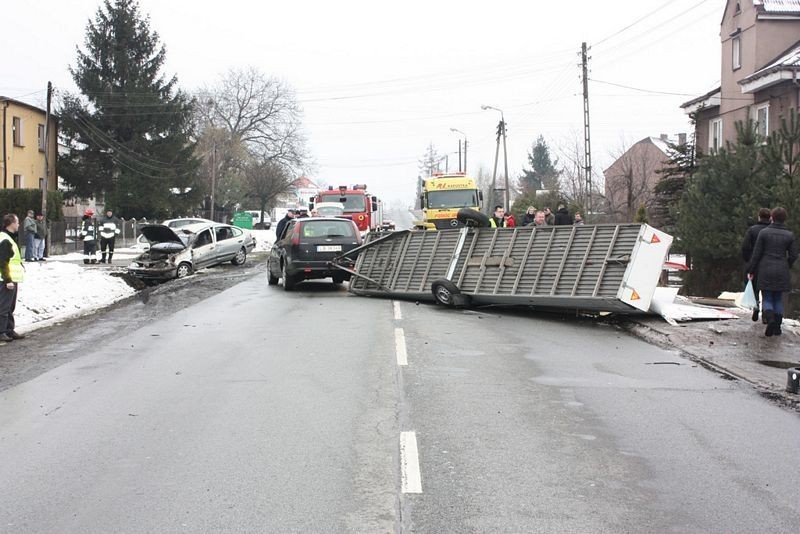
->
xmin=24 ymin=216 xmax=36 ymax=234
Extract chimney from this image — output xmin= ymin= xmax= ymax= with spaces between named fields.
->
xmin=678 ymin=133 xmax=687 ymax=145
xmin=660 ymin=134 xmax=669 ymax=141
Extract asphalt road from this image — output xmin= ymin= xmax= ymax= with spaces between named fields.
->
xmin=2 ymin=267 xmax=800 ymax=533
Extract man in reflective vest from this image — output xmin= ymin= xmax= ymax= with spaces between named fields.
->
xmin=0 ymin=213 xmax=25 ymax=342
xmin=489 ymin=205 xmax=508 ymax=228
xmin=99 ymin=208 xmax=121 ymax=264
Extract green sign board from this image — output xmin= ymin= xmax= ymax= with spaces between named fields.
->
xmin=232 ymin=211 xmax=253 ymax=229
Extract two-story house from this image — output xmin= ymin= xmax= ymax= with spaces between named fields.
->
xmin=1 ymin=96 xmax=58 ymax=191
xmin=604 ymin=134 xmax=686 ymax=223
xmin=681 ymin=0 xmax=800 ymax=152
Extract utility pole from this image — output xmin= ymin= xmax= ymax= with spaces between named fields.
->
xmin=457 ymin=140 xmax=462 ymax=173
xmin=210 ymin=141 xmax=217 ymax=222
xmin=501 ymin=119 xmax=509 ymax=212
xmin=581 ymin=42 xmax=593 ymax=218
xmin=490 ymin=120 xmax=502 ymax=212
xmin=41 ymin=81 xmax=52 ymax=218
xmin=463 ymin=139 xmax=467 ymax=174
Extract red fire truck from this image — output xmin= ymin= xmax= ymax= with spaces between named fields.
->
xmin=309 ymin=184 xmax=383 ymax=233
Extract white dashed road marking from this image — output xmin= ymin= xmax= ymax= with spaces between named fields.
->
xmin=400 ymin=431 xmax=422 ymax=494
xmin=395 ymin=328 xmax=408 ymax=366
xmin=393 ymin=300 xmax=402 ymax=321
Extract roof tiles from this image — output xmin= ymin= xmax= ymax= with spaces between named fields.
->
xmin=755 ymin=0 xmax=800 ymax=14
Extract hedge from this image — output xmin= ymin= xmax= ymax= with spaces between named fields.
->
xmin=0 ymin=189 xmax=63 ymax=221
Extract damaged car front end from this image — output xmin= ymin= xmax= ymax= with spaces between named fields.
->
xmin=128 ymin=225 xmax=193 ymax=280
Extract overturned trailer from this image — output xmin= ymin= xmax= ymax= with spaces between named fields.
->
xmin=332 ymin=223 xmax=673 ymax=314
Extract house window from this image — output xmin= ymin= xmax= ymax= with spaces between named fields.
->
xmin=735 ymin=2 xmax=741 ymax=14
xmin=38 ymin=124 xmax=46 ymax=151
xmin=13 ymin=174 xmax=23 ymax=188
xmin=732 ymin=37 xmax=741 ymax=70
xmin=710 ymin=119 xmax=723 ymax=153
xmin=755 ymin=104 xmax=769 ymax=138
xmin=12 ymin=117 xmax=23 ymax=146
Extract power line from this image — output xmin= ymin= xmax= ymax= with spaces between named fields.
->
xmin=592 ymin=0 xmax=680 ymax=47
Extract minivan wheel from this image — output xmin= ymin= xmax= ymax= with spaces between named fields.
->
xmin=176 ymin=262 xmax=192 ymax=279
xmin=282 ymin=262 xmax=295 ymax=291
xmin=232 ymin=247 xmax=247 ymax=265
xmin=267 ymin=266 xmax=279 ymax=286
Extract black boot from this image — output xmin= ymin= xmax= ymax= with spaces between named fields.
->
xmin=100 ymin=253 xmax=107 ymax=263
xmin=83 ymin=258 xmax=90 ymax=265
xmin=108 ymin=253 xmax=113 ymax=264
xmin=774 ymin=314 xmax=783 ymax=336
xmin=764 ymin=310 xmax=775 ymax=337
xmin=752 ymin=307 xmax=759 ymax=322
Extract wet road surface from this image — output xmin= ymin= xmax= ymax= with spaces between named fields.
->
xmin=2 ymin=267 xmax=800 ymax=533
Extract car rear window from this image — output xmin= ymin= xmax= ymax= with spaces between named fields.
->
xmin=301 ymin=220 xmax=355 ymax=238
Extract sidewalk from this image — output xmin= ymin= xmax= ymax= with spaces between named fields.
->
xmin=623 ymin=309 xmax=800 ymax=411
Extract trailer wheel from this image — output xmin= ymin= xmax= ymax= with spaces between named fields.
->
xmin=432 ymin=279 xmax=469 ymax=307
xmin=457 ymin=208 xmax=490 ymax=228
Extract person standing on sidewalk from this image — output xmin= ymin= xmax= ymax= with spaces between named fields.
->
xmin=554 ymin=204 xmax=573 ymax=225
xmin=80 ymin=209 xmax=98 ymax=264
xmin=23 ymin=210 xmax=36 ymax=262
xmin=33 ymin=212 xmax=47 ymax=261
xmin=0 ymin=214 xmax=25 ymax=342
xmin=98 ymin=208 xmax=121 ymax=264
xmin=489 ymin=206 xmax=508 ymax=228
xmin=746 ymin=207 xmax=798 ymax=337
xmin=741 ymin=208 xmax=771 ymax=322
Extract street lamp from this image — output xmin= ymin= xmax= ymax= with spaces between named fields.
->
xmin=449 ymin=128 xmax=468 ymax=173
xmin=481 ymin=105 xmax=509 ymax=212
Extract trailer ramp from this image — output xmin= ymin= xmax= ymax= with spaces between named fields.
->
xmin=337 ymin=224 xmax=672 ymax=314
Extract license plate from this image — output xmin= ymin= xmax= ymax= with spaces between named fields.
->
xmin=317 ymin=245 xmax=342 ymax=252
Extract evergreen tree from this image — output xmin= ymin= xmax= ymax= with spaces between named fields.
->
xmin=651 ymin=139 xmax=696 ymax=237
xmin=677 ymin=122 xmax=778 ymax=294
xmin=519 ymin=136 xmax=560 ymax=193
xmin=766 ymin=109 xmax=800 ymax=233
xmin=58 ymin=0 xmax=199 ymax=218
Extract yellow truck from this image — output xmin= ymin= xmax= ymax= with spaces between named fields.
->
xmin=416 ymin=173 xmax=483 ymax=230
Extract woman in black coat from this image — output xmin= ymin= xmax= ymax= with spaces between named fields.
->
xmin=746 ymin=207 xmax=798 ymax=336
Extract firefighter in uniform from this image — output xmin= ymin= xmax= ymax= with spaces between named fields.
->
xmin=80 ymin=209 xmax=98 ymax=264
xmin=99 ymin=209 xmax=121 ymax=263
xmin=0 ymin=213 xmax=25 ymax=342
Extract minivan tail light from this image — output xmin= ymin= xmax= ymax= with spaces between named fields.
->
xmin=291 ymin=224 xmax=301 ymax=246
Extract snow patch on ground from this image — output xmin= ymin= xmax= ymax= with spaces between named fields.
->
xmin=250 ymin=229 xmax=276 ymax=252
xmin=11 ymin=229 xmax=277 ymax=335
xmin=16 ymin=261 xmax=136 ymax=333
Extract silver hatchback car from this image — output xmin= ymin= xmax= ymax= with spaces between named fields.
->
xmin=128 ymin=222 xmax=255 ymax=280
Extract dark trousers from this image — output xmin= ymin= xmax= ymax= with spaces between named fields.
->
xmin=100 ymin=237 xmax=116 ymax=257
xmin=0 ymin=283 xmax=17 ymax=334
xmin=83 ymin=240 xmax=97 ymax=261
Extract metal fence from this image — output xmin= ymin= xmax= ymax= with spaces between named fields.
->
xmin=44 ymin=218 xmax=144 ymax=256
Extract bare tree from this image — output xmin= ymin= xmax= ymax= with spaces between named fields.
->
xmin=604 ymin=138 xmax=666 ymax=223
xmin=197 ymin=67 xmax=308 ymax=169
xmin=242 ymin=158 xmax=295 ymax=223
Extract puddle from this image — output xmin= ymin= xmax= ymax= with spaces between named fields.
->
xmin=757 ymin=360 xmax=800 ymax=369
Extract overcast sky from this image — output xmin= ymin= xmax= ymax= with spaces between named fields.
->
xmin=2 ymin=0 xmax=724 ymax=206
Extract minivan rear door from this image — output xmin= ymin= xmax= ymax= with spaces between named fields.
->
xmin=295 ymin=219 xmax=359 ymax=264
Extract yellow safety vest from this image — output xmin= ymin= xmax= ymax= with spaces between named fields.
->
xmin=489 ymin=217 xmax=507 ymax=228
xmin=0 ymin=232 xmax=24 ymax=282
